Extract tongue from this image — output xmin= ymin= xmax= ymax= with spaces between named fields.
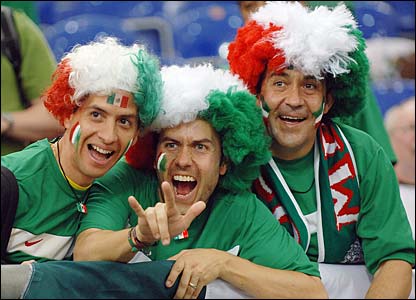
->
xmin=176 ymin=182 xmax=194 ymax=195
xmin=90 ymin=149 xmax=108 ymax=161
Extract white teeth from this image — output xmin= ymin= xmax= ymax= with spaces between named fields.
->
xmin=173 ymin=175 xmax=196 ymax=182
xmin=281 ymin=116 xmax=303 ymax=120
xmin=92 ymin=145 xmax=112 ymax=155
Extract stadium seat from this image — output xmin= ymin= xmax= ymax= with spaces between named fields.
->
xmin=169 ymin=2 xmax=242 ymax=59
xmin=41 ymin=14 xmax=175 ymax=63
xmin=372 ymin=79 xmax=415 ymax=116
xmin=353 ymin=1 xmax=400 ymax=38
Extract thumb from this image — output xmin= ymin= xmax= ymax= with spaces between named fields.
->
xmin=182 ymin=201 xmax=206 ymax=227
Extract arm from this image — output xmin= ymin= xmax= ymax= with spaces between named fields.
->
xmin=1 ymin=100 xmax=64 ymax=142
xmin=74 ymin=181 xmax=205 ymax=262
xmin=166 ymin=248 xmax=327 ymax=299
xmin=365 ymin=260 xmax=412 ymax=299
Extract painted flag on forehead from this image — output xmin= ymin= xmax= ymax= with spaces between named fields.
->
xmin=107 ymin=93 xmax=129 ymax=108
xmin=70 ymin=122 xmax=81 ymax=145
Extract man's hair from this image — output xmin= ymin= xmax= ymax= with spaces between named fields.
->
xmin=42 ymin=37 xmax=162 ymax=127
xmin=126 ymin=64 xmax=271 ymax=192
xmin=228 ymin=2 xmax=370 ymax=119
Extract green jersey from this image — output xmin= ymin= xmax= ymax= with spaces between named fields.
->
xmin=1 ymin=139 xmax=87 ymax=263
xmin=79 ymin=160 xmax=320 ymax=277
xmin=255 ymin=122 xmax=414 ymax=275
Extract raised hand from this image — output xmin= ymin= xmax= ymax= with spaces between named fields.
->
xmin=128 ymin=181 xmax=206 ymax=246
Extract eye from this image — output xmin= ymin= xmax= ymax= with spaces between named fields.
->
xmin=273 ymin=81 xmax=285 ymax=87
xmin=165 ymin=142 xmax=177 ymax=150
xmin=195 ymin=144 xmax=208 ymax=151
xmin=304 ymin=83 xmax=317 ymax=90
xmin=119 ymin=118 xmax=132 ymax=127
xmin=91 ymin=111 xmax=101 ymax=119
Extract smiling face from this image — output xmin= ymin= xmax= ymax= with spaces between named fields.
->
xmin=155 ymin=119 xmax=227 ymax=215
xmin=62 ymin=90 xmax=139 ymax=186
xmin=259 ymin=67 xmax=333 ymax=160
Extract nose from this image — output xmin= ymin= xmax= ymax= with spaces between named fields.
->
xmin=284 ymin=86 xmax=303 ymax=107
xmin=175 ymin=146 xmax=192 ymax=168
xmin=97 ymin=121 xmax=118 ymax=144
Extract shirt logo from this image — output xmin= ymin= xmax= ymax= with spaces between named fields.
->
xmin=24 ymin=239 xmax=43 ymax=247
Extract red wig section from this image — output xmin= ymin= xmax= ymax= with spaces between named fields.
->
xmin=228 ymin=21 xmax=285 ymax=94
xmin=125 ymin=131 xmax=158 ymax=170
xmin=42 ymin=58 xmax=77 ymax=126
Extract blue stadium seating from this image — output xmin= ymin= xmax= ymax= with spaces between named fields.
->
xmin=168 ymin=2 xmax=242 ymax=59
xmin=372 ymin=79 xmax=415 ymax=116
xmin=353 ymin=1 xmax=400 ymax=38
xmin=40 ymin=13 xmax=175 ymax=63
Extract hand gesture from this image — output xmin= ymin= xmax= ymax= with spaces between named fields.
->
xmin=128 ymin=181 xmax=206 ymax=245
xmin=165 ymin=248 xmax=230 ymax=299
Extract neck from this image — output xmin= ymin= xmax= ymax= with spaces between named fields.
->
xmin=53 ymin=137 xmax=93 ymax=188
xmin=271 ymin=140 xmax=314 ymax=161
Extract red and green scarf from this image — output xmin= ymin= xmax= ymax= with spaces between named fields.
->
xmin=254 ymin=121 xmax=362 ymax=263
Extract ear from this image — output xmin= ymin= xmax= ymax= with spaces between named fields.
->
xmin=219 ymin=160 xmax=227 ymax=175
xmin=324 ymin=93 xmax=335 ymax=113
xmin=63 ymin=115 xmax=74 ymax=130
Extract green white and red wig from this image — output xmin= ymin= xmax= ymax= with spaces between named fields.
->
xmin=228 ymin=1 xmax=370 ymax=118
xmin=126 ymin=64 xmax=271 ymax=192
xmin=42 ymin=37 xmax=162 ymax=127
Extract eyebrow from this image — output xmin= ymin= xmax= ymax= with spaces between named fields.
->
xmin=89 ymin=105 xmax=136 ymax=119
xmin=159 ymin=136 xmax=215 ymax=146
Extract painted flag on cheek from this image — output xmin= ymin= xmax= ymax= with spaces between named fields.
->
xmin=157 ymin=152 xmax=167 ymax=173
xmin=70 ymin=122 xmax=81 ymax=145
xmin=107 ymin=93 xmax=129 ymax=108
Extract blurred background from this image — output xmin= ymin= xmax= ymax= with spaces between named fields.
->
xmin=2 ymin=0 xmax=415 ymax=116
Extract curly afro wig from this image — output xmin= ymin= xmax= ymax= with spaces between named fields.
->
xmin=228 ymin=1 xmax=370 ymax=118
xmin=126 ymin=64 xmax=271 ymax=192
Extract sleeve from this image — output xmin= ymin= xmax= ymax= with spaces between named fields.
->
xmin=357 ymin=144 xmax=415 ymax=274
xmin=77 ymin=162 xmax=158 ymax=234
xmin=14 ymin=9 xmax=56 ymax=102
xmin=238 ymin=194 xmax=321 ymax=277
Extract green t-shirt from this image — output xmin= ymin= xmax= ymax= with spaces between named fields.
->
xmin=79 ymin=160 xmax=320 ymax=277
xmin=1 ymin=139 xmax=88 ymax=263
xmin=1 ymin=8 xmax=56 ymax=155
xmin=259 ymin=123 xmax=414 ymax=274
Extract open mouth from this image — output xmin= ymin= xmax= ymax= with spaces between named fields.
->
xmin=88 ymin=144 xmax=115 ymax=161
xmin=172 ymin=175 xmax=197 ymax=196
xmin=279 ymin=115 xmax=306 ymax=123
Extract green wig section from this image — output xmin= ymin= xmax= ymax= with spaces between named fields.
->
xmin=326 ymin=28 xmax=370 ymax=119
xmin=199 ymin=88 xmax=271 ymax=192
xmin=131 ymin=49 xmax=162 ymax=127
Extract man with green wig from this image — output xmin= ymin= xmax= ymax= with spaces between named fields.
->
xmin=227 ymin=1 xmax=414 ymax=298
xmin=1 ymin=64 xmax=328 ymax=299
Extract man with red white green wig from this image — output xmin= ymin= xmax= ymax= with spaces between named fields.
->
xmin=73 ymin=63 xmax=327 ymax=299
xmin=228 ymin=1 xmax=414 ymax=298
xmin=1 ymin=36 xmax=162 ymax=264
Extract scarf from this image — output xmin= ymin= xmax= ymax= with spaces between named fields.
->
xmin=254 ymin=121 xmax=363 ymax=263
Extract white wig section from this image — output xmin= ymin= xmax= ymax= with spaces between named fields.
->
xmin=65 ymin=37 xmax=143 ymax=102
xmin=252 ymin=1 xmax=358 ymax=78
xmin=151 ymin=64 xmax=247 ymax=131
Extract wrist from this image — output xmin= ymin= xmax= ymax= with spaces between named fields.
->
xmin=127 ymin=227 xmax=156 ymax=254
xmin=2 ymin=113 xmax=14 ymax=136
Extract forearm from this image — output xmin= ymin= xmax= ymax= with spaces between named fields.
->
xmin=220 ymin=253 xmax=328 ymax=299
xmin=3 ymin=100 xmax=64 ymax=141
xmin=366 ymin=260 xmax=412 ymax=299
xmin=74 ymin=228 xmax=136 ymax=263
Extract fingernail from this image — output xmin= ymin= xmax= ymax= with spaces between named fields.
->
xmin=166 ymin=280 xmax=172 ymax=287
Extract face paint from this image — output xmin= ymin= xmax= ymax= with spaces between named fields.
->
xmin=312 ymin=99 xmax=325 ymax=128
xmin=156 ymin=152 xmax=167 ymax=173
xmin=107 ymin=92 xmax=129 ymax=108
xmin=120 ymin=139 xmax=133 ymax=158
xmin=260 ymin=95 xmax=270 ymax=118
xmin=69 ymin=122 xmax=81 ymax=147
